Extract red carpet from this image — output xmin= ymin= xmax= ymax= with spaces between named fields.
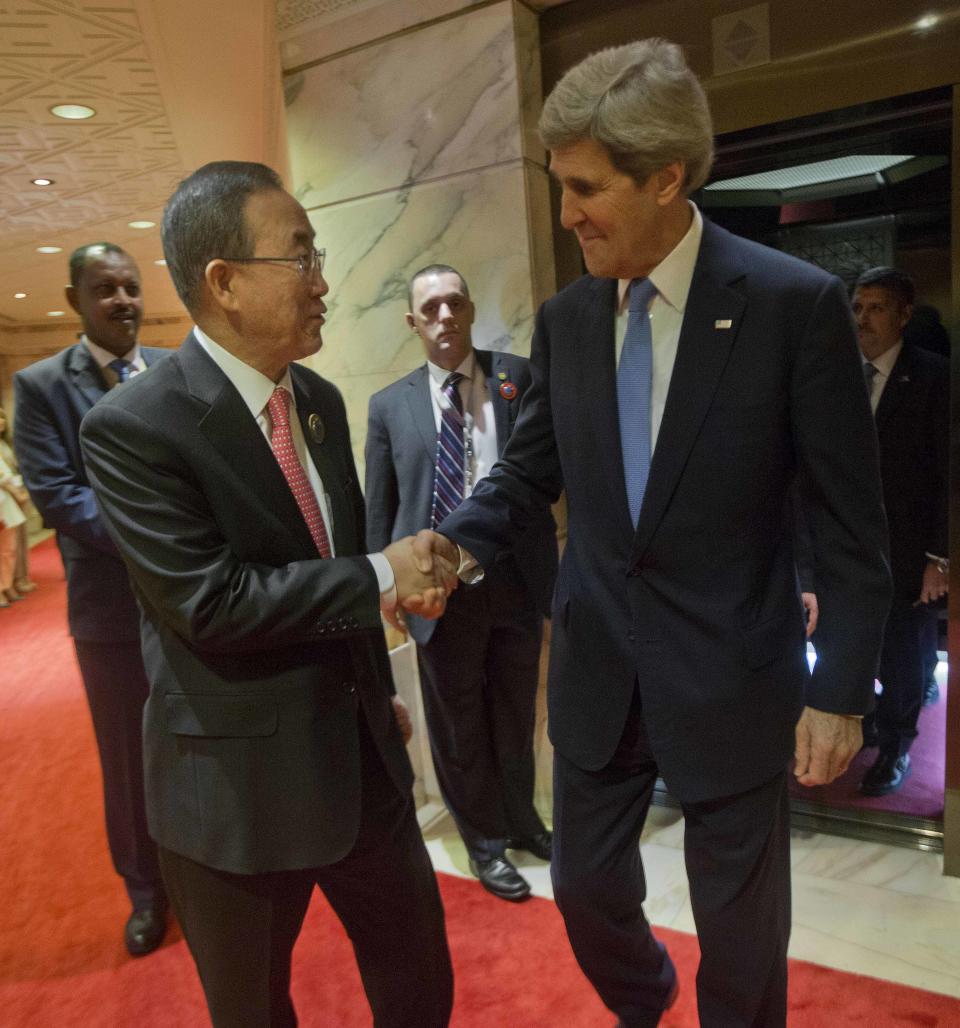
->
xmin=2 ymin=538 xmax=959 ymax=1026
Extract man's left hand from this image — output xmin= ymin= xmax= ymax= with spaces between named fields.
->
xmin=794 ymin=706 xmax=861 ymax=785
xmin=391 ymin=695 xmax=413 ymax=744
xmin=917 ymin=559 xmax=949 ymax=606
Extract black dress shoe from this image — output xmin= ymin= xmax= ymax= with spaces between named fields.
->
xmin=859 ymin=752 xmax=911 ymax=797
xmin=923 ymin=678 xmax=940 ymax=707
xmin=468 ymin=856 xmax=531 ymax=902
xmin=615 ymin=977 xmax=679 ymax=1026
xmin=125 ymin=905 xmax=167 ymax=956
xmin=506 ymin=830 xmax=553 ymax=862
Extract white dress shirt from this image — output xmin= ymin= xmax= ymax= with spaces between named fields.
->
xmin=864 ymin=341 xmax=902 ymax=414
xmin=193 ymin=327 xmax=393 ymax=593
xmin=82 ymin=335 xmax=146 ymax=385
xmin=615 ymin=202 xmax=704 ymax=454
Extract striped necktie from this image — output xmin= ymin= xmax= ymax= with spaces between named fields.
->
xmin=267 ymin=387 xmax=332 ymax=558
xmin=108 ymin=358 xmax=132 ymax=385
xmin=618 ymin=277 xmax=658 ymax=526
xmin=431 ymin=372 xmax=466 ymax=528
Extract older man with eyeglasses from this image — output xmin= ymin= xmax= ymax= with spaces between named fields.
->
xmin=79 ymin=161 xmax=456 ymax=1028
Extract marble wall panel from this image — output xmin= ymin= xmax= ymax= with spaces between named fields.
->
xmin=286 ymin=2 xmax=523 ymax=210
xmin=301 ymin=161 xmax=538 ymax=474
xmin=279 ymin=0 xmax=478 ymax=70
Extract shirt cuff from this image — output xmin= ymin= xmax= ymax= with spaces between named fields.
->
xmin=366 ymin=552 xmax=397 ymax=610
xmin=456 ymin=545 xmax=484 ymax=584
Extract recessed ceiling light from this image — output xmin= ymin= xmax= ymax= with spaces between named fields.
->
xmin=14 ymin=292 xmax=27 ymax=299
xmin=154 ymin=258 xmax=167 ymax=266
xmin=31 ymin=177 xmax=54 ymax=186
xmin=50 ymin=103 xmax=96 ymax=120
xmin=916 ymin=13 xmax=940 ymax=30
xmin=37 ymin=245 xmax=63 ymax=254
xmin=47 ymin=310 xmax=66 ymax=317
xmin=128 ymin=220 xmax=156 ymax=229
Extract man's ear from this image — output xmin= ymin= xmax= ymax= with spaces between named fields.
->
xmin=656 ymin=162 xmax=686 ymax=206
xmin=65 ymin=284 xmax=80 ymax=316
xmin=204 ymin=259 xmax=240 ymax=312
xmin=405 ymin=312 xmax=417 ymax=332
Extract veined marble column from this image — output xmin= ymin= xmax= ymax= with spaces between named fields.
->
xmin=280 ymin=0 xmax=556 ymax=821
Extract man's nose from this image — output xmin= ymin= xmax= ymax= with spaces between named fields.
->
xmin=439 ymin=303 xmax=454 ymax=320
xmin=559 ymin=189 xmax=581 ymax=230
xmin=311 ymin=272 xmax=329 ymax=297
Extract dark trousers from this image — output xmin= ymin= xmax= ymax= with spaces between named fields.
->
xmin=73 ymin=638 xmax=164 ymax=909
xmin=871 ymin=603 xmax=933 ymax=756
xmin=416 ymin=565 xmax=545 ymax=861
xmin=159 ymin=717 xmax=453 ymax=1028
xmin=552 ymin=696 xmax=791 ymax=1028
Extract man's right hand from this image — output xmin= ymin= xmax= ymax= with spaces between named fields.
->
xmin=382 ymin=533 xmax=458 ymax=627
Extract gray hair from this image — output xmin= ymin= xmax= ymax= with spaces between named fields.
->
xmin=539 ymin=39 xmax=714 ymax=193
xmin=854 ymin=266 xmax=915 ymax=309
xmin=161 ymin=161 xmax=284 ymax=312
xmin=407 ymin=263 xmax=470 ymax=309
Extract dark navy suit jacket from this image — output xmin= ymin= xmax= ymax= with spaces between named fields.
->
xmin=441 ymin=219 xmax=892 ymax=803
xmin=14 ymin=342 xmax=168 ymax=641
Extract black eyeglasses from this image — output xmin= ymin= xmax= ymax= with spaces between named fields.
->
xmin=221 ymin=247 xmax=326 ymax=277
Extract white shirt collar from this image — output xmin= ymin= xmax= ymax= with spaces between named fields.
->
xmin=426 ymin=348 xmax=477 ymax=386
xmin=192 ymin=325 xmax=295 ymax=420
xmin=82 ymin=334 xmax=142 ymax=368
xmin=617 ymin=202 xmax=703 ymax=312
xmin=867 ymin=340 xmax=902 ymax=379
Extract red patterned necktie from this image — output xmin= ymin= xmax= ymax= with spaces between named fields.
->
xmin=267 ymin=387 xmax=332 ymax=558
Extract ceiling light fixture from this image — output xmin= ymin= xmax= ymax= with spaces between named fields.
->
xmin=154 ymin=258 xmax=167 ymax=266
xmin=50 ymin=103 xmax=96 ymax=120
xmin=47 ymin=310 xmax=66 ymax=317
xmin=915 ymin=13 xmax=940 ymax=30
xmin=31 ymin=177 xmax=54 ymax=186
xmin=37 ymin=245 xmax=63 ymax=254
xmin=128 ymin=220 xmax=156 ymax=229
xmin=14 ymin=292 xmax=27 ymax=299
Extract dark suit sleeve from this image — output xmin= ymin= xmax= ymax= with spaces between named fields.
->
xmin=926 ymin=360 xmax=949 ymax=559
xmin=442 ymin=305 xmax=565 ymax=566
xmin=13 ymin=371 xmax=118 ymax=555
xmin=364 ymin=395 xmax=400 ymax=552
xmin=790 ymin=276 xmax=892 ymax=714
xmin=80 ymin=400 xmax=382 ymax=655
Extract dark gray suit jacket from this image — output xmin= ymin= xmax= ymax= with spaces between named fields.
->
xmin=441 ymin=219 xmax=892 ymax=803
xmin=80 ymin=333 xmax=413 ymax=875
xmin=365 ymin=348 xmax=557 ymax=645
xmin=14 ymin=342 xmax=167 ymax=641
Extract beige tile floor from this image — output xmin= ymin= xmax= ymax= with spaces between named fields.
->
xmin=425 ymin=798 xmax=960 ymax=1000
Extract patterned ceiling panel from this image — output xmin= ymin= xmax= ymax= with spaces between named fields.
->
xmin=0 ymin=0 xmax=189 ymax=314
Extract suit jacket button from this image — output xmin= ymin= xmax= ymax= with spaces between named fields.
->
xmin=628 ymin=631 xmax=636 ymax=641
xmin=317 ymin=624 xmax=326 ymax=635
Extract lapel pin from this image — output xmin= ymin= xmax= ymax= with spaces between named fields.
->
xmin=497 ymin=371 xmax=507 ymax=380
xmin=499 ymin=380 xmax=518 ymax=400
xmin=307 ymin=413 xmax=325 ymax=444
xmin=714 ymin=319 xmax=733 ymax=329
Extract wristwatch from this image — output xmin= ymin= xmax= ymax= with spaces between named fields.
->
xmin=925 ymin=552 xmax=949 ymax=575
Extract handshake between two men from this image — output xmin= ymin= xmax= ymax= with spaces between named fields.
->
xmin=380 ymin=530 xmax=463 ymax=631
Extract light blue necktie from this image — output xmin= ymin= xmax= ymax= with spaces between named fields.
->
xmin=618 ymin=278 xmax=657 ymax=526
xmin=108 ymin=358 xmax=132 ymax=384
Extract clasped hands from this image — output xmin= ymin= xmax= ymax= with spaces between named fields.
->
xmin=381 ymin=530 xmax=461 ymax=631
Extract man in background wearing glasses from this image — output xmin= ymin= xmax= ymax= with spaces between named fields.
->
xmin=80 ymin=161 xmax=455 ymax=1028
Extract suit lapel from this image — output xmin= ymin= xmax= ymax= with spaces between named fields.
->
xmin=482 ymin=350 xmax=512 ymax=456
xmin=875 ymin=347 xmax=913 ymax=431
xmin=631 ymin=222 xmax=746 ymax=563
xmin=67 ymin=343 xmax=109 ymax=410
xmin=291 ymin=369 xmax=354 ymax=555
xmin=406 ymin=366 xmax=438 ymax=461
xmin=580 ymin=278 xmax=634 ymax=533
xmin=180 ymin=334 xmax=316 ymax=556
